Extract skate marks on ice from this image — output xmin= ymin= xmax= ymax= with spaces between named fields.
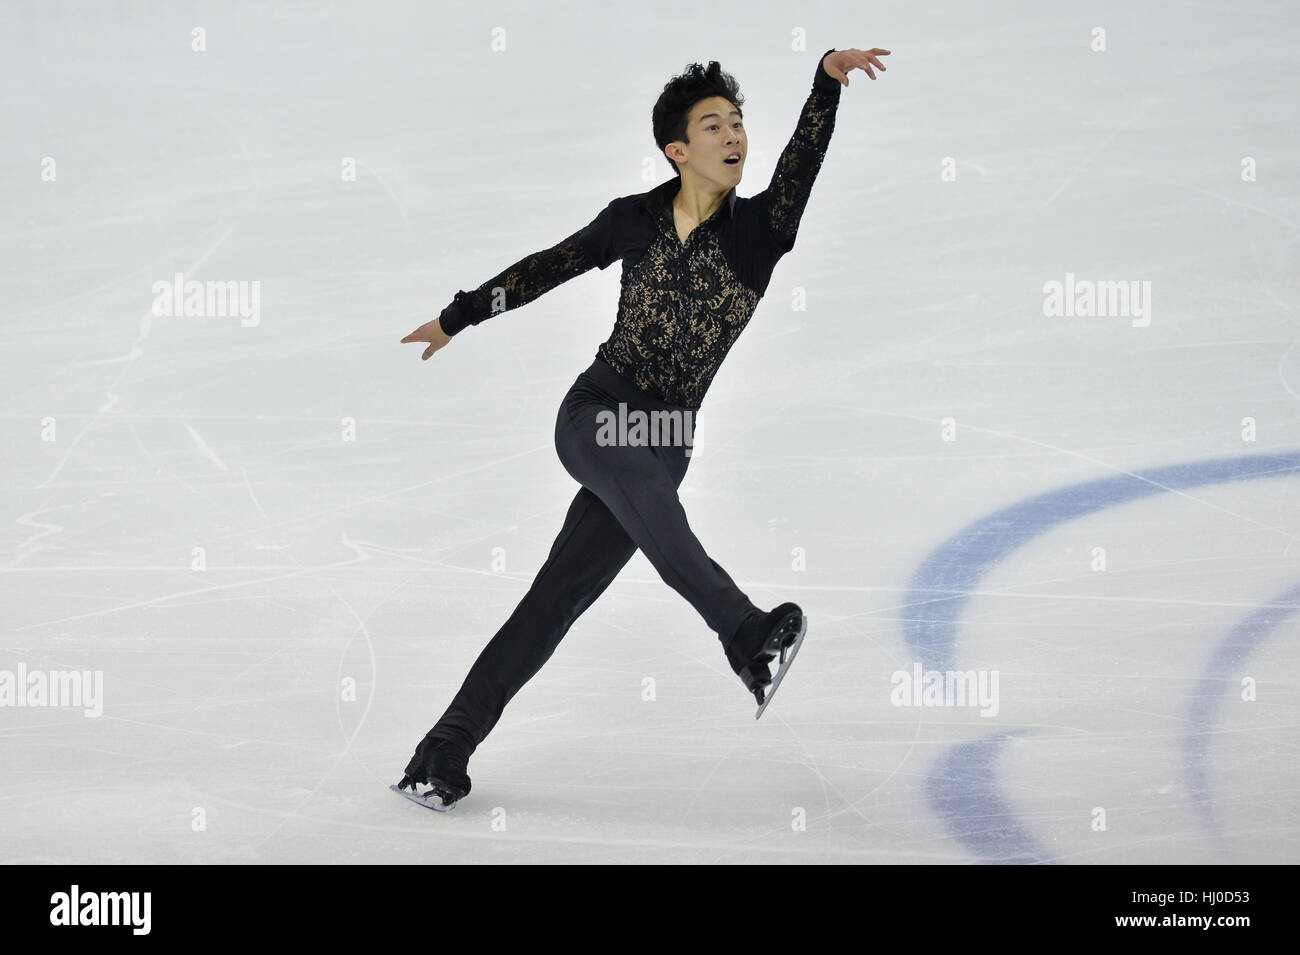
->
xmin=905 ymin=452 xmax=1300 ymax=863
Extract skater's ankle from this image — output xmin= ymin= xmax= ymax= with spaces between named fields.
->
xmin=725 ymin=608 xmax=764 ymax=646
xmin=425 ymin=730 xmax=476 ymax=760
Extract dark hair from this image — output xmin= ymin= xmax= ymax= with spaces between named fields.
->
xmin=652 ymin=59 xmax=745 ymax=177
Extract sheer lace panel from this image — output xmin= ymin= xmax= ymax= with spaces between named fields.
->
xmin=597 ymin=215 xmax=761 ymax=408
xmin=456 ymin=228 xmax=599 ymax=322
xmin=760 ymin=82 xmax=840 ymax=252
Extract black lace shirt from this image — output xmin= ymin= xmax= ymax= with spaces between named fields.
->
xmin=439 ymin=48 xmax=842 ymax=409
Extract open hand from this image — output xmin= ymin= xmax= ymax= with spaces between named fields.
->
xmin=822 ymin=48 xmax=890 ymax=85
xmin=401 ymin=315 xmax=452 ymax=361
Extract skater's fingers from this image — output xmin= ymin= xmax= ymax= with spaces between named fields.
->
xmin=422 ymin=343 xmax=435 ymax=360
xmin=850 ymin=53 xmax=878 ymax=80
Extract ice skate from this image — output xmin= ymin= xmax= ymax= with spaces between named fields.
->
xmin=722 ymin=602 xmax=808 ymax=718
xmin=391 ymin=735 xmax=471 ymax=812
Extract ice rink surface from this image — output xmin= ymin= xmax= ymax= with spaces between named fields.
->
xmin=2 ymin=0 xmax=1297 ymax=863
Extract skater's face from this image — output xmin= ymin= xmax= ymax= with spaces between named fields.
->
xmin=672 ymin=96 xmax=746 ymax=185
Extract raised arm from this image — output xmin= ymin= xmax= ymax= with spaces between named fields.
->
xmin=756 ymin=47 xmax=889 ymax=254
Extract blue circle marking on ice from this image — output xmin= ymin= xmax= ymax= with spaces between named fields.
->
xmin=1183 ymin=580 xmax=1300 ymax=854
xmin=925 ymin=731 xmax=1051 ymax=864
xmin=903 ymin=451 xmax=1300 ymax=862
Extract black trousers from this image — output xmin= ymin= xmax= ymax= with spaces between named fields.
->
xmin=425 ymin=355 xmax=760 ymax=756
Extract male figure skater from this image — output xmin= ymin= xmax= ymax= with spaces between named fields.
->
xmin=398 ymin=46 xmax=890 ymax=810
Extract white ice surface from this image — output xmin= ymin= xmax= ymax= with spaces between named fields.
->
xmin=2 ymin=0 xmax=1298 ymax=863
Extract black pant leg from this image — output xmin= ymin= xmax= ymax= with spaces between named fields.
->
xmin=426 ymin=484 xmax=638 ymax=756
xmin=554 ymin=389 xmax=759 ymax=642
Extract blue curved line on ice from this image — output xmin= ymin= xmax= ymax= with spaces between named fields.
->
xmin=904 ymin=452 xmax=1300 ymax=672
xmin=1183 ymin=581 xmax=1300 ymax=854
xmin=925 ymin=732 xmax=1053 ymax=864
xmin=904 ymin=451 xmax=1300 ymax=863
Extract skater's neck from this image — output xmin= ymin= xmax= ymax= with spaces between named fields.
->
xmin=671 ymin=173 xmax=731 ymax=227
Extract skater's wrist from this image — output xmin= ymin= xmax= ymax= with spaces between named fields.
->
xmin=437 ymin=291 xmax=474 ymax=336
xmin=814 ymin=48 xmax=841 ymax=93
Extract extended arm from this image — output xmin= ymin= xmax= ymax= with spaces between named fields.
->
xmin=403 ymin=200 xmax=620 ymax=358
xmin=758 ymin=47 xmax=889 ymax=253
xmin=437 ymin=228 xmax=600 ymax=336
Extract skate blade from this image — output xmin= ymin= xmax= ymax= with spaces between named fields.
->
xmin=742 ymin=607 xmax=804 ymax=693
xmin=390 ymin=782 xmax=459 ymax=813
xmin=755 ymin=613 xmax=807 ymax=720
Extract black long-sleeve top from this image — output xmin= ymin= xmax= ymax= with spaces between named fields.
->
xmin=438 ymin=48 xmax=842 ymax=409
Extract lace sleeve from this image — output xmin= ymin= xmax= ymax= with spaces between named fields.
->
xmin=757 ymin=49 xmax=843 ymax=254
xmin=438 ymin=227 xmax=601 ymax=335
